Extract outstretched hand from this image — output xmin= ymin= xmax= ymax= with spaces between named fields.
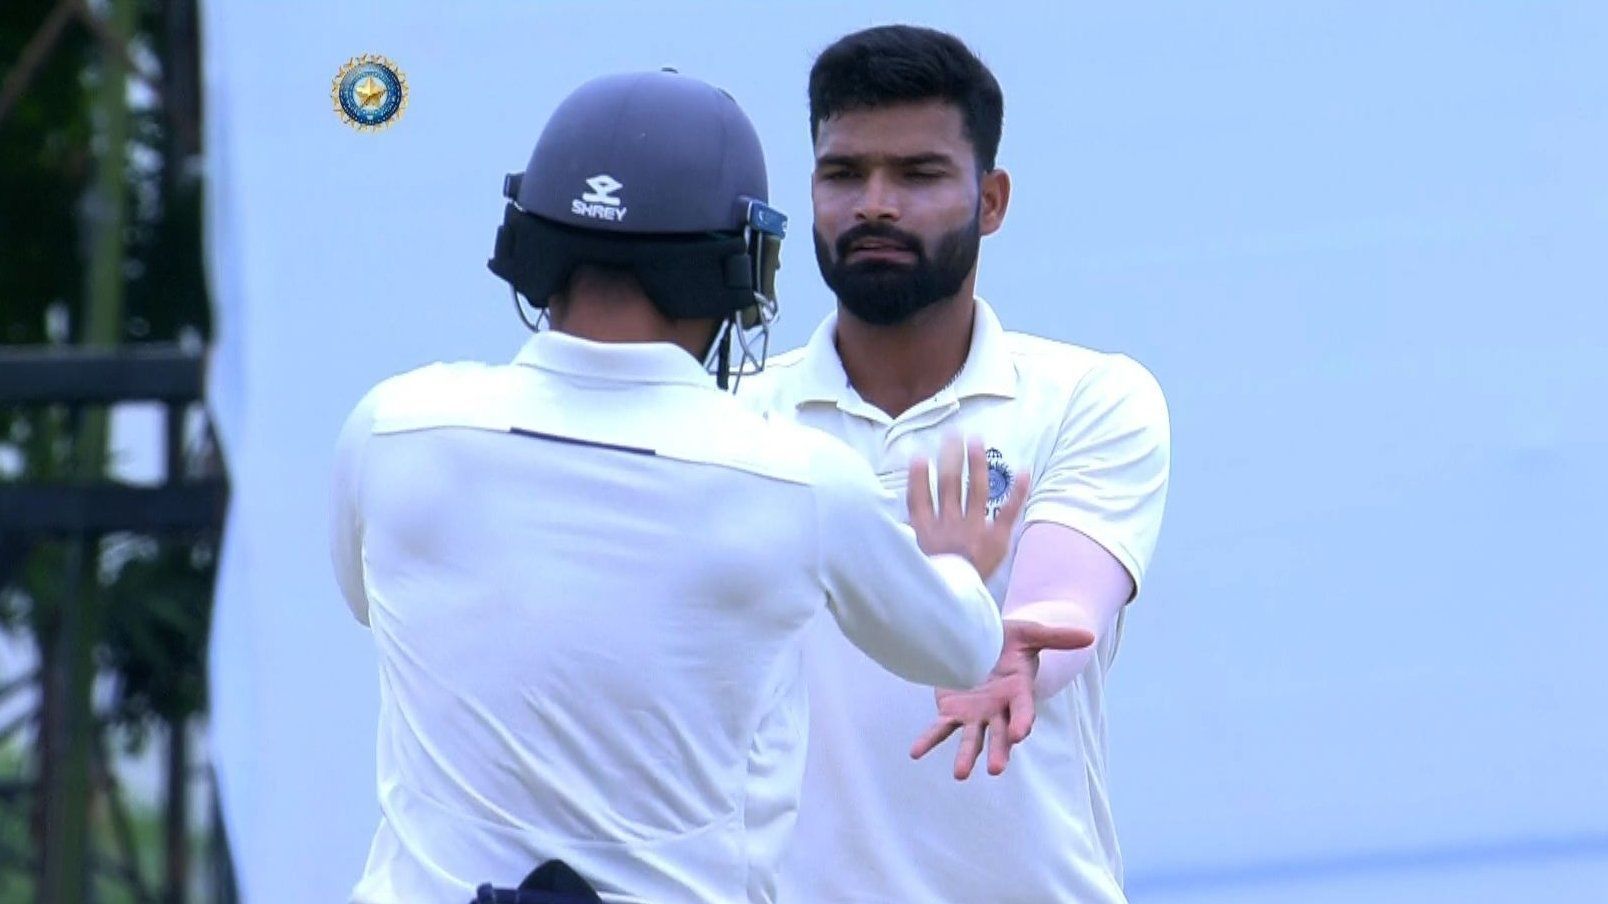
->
xmin=907 ymin=435 xmax=1030 ymax=581
xmin=909 ymin=618 xmax=1096 ymax=779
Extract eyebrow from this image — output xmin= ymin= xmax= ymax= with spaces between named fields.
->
xmin=815 ymin=152 xmax=957 ymax=169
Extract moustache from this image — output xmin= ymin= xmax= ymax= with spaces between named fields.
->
xmin=833 ymin=223 xmax=924 ymax=261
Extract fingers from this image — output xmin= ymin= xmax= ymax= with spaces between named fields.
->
xmin=966 ymin=438 xmax=989 ymax=525
xmin=986 ymin=714 xmax=1010 ymax=776
xmin=1006 ymin=685 xmax=1036 ymax=744
xmin=909 ymin=717 xmax=961 ymax=761
xmin=1003 ymin=618 xmax=1097 ymax=653
xmin=907 ymin=455 xmax=934 ymax=533
xmin=953 ymin=720 xmax=984 ymax=780
xmin=936 ymin=433 xmax=964 ymax=519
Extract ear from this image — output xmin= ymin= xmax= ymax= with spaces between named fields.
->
xmin=979 ymin=167 xmax=1011 ymax=237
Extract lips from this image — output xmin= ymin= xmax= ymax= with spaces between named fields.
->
xmin=846 ymin=237 xmax=916 ymax=262
xmin=850 ymin=237 xmax=910 ymax=253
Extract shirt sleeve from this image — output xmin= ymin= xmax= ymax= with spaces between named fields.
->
xmin=1022 ymin=354 xmax=1171 ymax=598
xmin=330 ymin=385 xmax=382 ymax=626
xmin=809 ymin=437 xmax=1004 ymax=689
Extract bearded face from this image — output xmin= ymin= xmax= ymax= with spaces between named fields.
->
xmin=813 ymin=214 xmax=981 ymax=326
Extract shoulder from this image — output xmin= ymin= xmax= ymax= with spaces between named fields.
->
xmin=741 ymin=407 xmax=881 ymax=502
xmin=359 ymin=360 xmax=518 ymax=431
xmin=758 ymin=345 xmax=810 ymax=374
xmin=725 ymin=348 xmax=870 ymax=489
xmin=368 ymin=359 xmax=503 ymax=402
xmin=791 ymin=422 xmax=884 ymax=510
xmin=334 ymin=363 xmax=490 ymax=467
xmin=734 ymin=345 xmax=810 ymax=413
xmin=685 ymin=395 xmax=871 ymax=492
xmin=1003 ymin=331 xmax=1166 ymax=417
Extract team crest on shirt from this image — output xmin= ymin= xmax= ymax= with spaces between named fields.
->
xmin=985 ymin=447 xmax=1013 ymax=517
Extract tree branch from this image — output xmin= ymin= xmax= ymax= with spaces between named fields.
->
xmin=0 ymin=0 xmax=78 ymax=129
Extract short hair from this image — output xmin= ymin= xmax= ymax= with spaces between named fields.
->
xmin=808 ymin=25 xmax=1005 ymax=172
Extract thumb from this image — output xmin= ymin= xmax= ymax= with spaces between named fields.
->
xmin=1003 ymin=619 xmax=1096 ymax=653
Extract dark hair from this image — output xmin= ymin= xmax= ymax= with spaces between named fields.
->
xmin=808 ymin=25 xmax=1004 ymax=172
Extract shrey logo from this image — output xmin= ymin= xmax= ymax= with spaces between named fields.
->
xmin=572 ymin=173 xmax=628 ymax=222
xmin=581 ymin=174 xmax=623 ymax=206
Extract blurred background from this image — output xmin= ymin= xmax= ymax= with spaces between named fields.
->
xmin=2 ymin=0 xmax=224 ymax=901
xmin=1 ymin=1 xmax=1604 ymax=902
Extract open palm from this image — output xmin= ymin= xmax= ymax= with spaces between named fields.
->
xmin=910 ymin=620 xmax=1095 ymax=779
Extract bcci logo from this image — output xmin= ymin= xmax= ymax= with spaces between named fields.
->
xmin=985 ymin=447 xmax=1013 ymax=517
xmin=332 ymin=54 xmax=408 ymax=132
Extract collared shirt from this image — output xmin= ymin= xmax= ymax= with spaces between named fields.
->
xmin=329 ymin=331 xmax=1003 ymax=904
xmin=741 ymin=298 xmax=1171 ymax=904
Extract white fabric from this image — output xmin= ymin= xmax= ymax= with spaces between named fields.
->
xmin=199 ymin=5 xmax=1608 ymax=900
xmin=740 ymin=299 xmax=1170 ymax=903
xmin=329 ymin=330 xmax=1003 ymax=903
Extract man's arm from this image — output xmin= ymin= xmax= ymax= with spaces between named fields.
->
xmin=811 ymin=437 xmax=1007 ymax=690
xmin=1015 ymin=354 xmax=1169 ymax=695
xmin=330 ymin=387 xmax=380 ymax=626
xmin=911 ymin=356 xmax=1171 ymax=777
xmin=905 ymin=525 xmax=1128 ymax=779
xmin=1004 ymin=523 xmax=1131 ymax=700
xmin=815 ymin=435 xmax=1096 ymax=692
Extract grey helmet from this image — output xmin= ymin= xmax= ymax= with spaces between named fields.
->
xmin=488 ymin=70 xmax=786 ymax=388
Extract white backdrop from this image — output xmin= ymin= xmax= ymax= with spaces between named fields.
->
xmin=200 ymin=2 xmax=1608 ymax=901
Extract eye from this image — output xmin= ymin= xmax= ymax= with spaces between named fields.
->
xmin=906 ymin=170 xmax=943 ymax=182
xmin=818 ymin=169 xmax=859 ymax=182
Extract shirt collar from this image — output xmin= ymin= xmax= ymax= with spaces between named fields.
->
xmin=512 ymin=330 xmax=714 ymax=388
xmin=791 ymin=296 xmax=1018 ymax=406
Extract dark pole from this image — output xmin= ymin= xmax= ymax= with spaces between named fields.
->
xmin=162 ymin=2 xmax=203 ymax=893
xmin=163 ymin=403 xmax=191 ymax=904
xmin=40 ymin=0 xmax=134 ymax=898
xmin=40 ymin=406 xmax=95 ymax=904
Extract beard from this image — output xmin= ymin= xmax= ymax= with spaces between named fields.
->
xmin=813 ymin=215 xmax=980 ymax=327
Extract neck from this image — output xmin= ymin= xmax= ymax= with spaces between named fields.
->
xmin=549 ymin=270 xmax=718 ymax=361
xmin=835 ymin=292 xmax=976 ymax=418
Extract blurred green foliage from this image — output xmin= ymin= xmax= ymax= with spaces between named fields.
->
xmin=1 ymin=0 xmax=221 ymax=898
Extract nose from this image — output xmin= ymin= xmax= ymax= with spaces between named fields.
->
xmin=853 ymin=171 xmax=900 ymax=223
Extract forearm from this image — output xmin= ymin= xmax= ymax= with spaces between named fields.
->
xmin=1002 ymin=523 xmax=1133 ymax=699
xmin=816 ymin=452 xmax=1003 ymax=690
xmin=1004 ymin=598 xmax=1114 ymax=699
xmin=827 ymin=541 xmax=1003 ymax=690
xmin=1033 ymin=648 xmax=1094 ymax=699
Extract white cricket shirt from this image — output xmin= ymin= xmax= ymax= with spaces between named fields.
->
xmin=329 ymin=331 xmax=1005 ymax=904
xmin=742 ymin=299 xmax=1170 ymax=904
